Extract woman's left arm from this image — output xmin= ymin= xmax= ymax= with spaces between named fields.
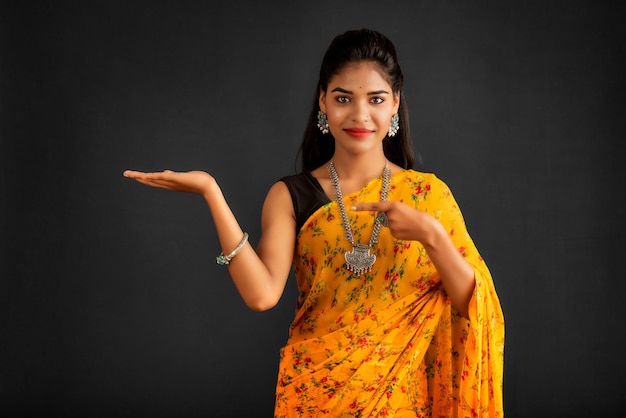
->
xmin=351 ymin=200 xmax=475 ymax=318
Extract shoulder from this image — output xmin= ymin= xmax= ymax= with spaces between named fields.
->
xmin=267 ymin=178 xmax=292 ymax=200
xmin=277 ymin=171 xmax=327 ymax=198
xmin=264 ymin=173 xmax=300 ymax=206
xmin=267 ymin=171 xmax=323 ymax=208
xmin=277 ymin=172 xmax=306 ymax=199
xmin=397 ymin=169 xmax=448 ymax=188
xmin=394 ymin=170 xmax=457 ymax=202
xmin=262 ymin=180 xmax=295 ymax=219
xmin=278 ymin=172 xmax=310 ymax=187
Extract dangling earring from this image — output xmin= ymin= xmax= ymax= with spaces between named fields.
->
xmin=388 ymin=113 xmax=399 ymax=137
xmin=317 ymin=110 xmax=329 ymax=134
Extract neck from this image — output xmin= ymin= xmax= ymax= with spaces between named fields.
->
xmin=329 ymin=153 xmax=388 ymax=181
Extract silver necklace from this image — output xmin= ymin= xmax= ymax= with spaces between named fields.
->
xmin=328 ymin=161 xmax=390 ymax=275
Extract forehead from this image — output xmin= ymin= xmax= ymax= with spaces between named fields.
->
xmin=327 ymin=61 xmax=391 ymax=90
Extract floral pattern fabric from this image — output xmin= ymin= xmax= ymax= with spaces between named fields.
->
xmin=275 ymin=170 xmax=504 ymax=417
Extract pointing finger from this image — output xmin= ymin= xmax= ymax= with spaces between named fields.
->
xmin=351 ymin=202 xmax=393 ymax=212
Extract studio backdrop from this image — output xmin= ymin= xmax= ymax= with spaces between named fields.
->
xmin=1 ymin=1 xmax=624 ymax=417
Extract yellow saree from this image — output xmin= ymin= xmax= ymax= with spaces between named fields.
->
xmin=275 ymin=170 xmax=504 ymax=417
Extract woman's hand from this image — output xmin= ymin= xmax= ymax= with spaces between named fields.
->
xmin=123 ymin=170 xmax=216 ymax=198
xmin=353 ymin=200 xmax=475 ymax=318
xmin=351 ymin=201 xmax=440 ymax=244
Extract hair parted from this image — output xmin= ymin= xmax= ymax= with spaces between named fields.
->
xmin=297 ymin=28 xmax=415 ymax=171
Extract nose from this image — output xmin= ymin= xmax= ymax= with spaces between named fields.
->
xmin=351 ymin=100 xmax=370 ymax=122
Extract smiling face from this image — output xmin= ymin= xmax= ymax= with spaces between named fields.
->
xmin=319 ymin=61 xmax=400 ymax=158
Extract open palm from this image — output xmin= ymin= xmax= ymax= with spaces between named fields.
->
xmin=123 ymin=169 xmax=215 ymax=197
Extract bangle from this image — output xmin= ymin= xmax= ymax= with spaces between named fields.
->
xmin=216 ymin=232 xmax=249 ymax=265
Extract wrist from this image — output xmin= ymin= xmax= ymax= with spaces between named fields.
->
xmin=420 ymin=217 xmax=448 ymax=250
xmin=202 ymin=176 xmax=221 ymax=202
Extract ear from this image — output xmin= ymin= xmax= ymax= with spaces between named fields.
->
xmin=392 ymin=92 xmax=400 ymax=114
xmin=318 ymin=90 xmax=327 ymax=113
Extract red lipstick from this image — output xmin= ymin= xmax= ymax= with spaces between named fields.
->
xmin=345 ymin=128 xmax=374 ymax=138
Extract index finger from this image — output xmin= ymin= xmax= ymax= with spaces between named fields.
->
xmin=350 ymin=202 xmax=393 ymax=212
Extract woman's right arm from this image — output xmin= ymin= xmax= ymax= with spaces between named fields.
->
xmin=124 ymin=169 xmax=296 ymax=311
xmin=204 ymin=178 xmax=295 ymax=311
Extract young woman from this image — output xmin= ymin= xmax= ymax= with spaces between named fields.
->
xmin=124 ymin=28 xmax=504 ymax=417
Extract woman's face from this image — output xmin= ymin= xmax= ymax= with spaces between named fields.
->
xmin=319 ymin=61 xmax=399 ymax=157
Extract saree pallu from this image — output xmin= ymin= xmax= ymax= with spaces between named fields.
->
xmin=275 ymin=171 xmax=504 ymax=417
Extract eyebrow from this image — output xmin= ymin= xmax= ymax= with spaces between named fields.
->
xmin=330 ymin=87 xmax=390 ymax=95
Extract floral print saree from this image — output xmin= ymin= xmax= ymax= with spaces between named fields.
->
xmin=275 ymin=171 xmax=504 ymax=417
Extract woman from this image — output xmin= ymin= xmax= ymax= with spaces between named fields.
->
xmin=124 ymin=28 xmax=504 ymax=417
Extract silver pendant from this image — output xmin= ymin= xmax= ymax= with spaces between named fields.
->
xmin=345 ymin=244 xmax=376 ymax=275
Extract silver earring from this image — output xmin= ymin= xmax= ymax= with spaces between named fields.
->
xmin=317 ymin=110 xmax=329 ymax=134
xmin=388 ymin=113 xmax=399 ymax=137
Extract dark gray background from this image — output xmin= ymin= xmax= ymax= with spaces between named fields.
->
xmin=2 ymin=1 xmax=624 ymax=417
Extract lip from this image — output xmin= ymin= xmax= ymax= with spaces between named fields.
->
xmin=344 ymin=128 xmax=374 ymax=138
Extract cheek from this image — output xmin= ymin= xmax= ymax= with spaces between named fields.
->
xmin=326 ymin=106 xmax=346 ymax=123
xmin=374 ymin=110 xmax=393 ymax=124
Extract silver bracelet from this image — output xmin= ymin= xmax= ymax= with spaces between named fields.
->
xmin=216 ymin=232 xmax=249 ymax=265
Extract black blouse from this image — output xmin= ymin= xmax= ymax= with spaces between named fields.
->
xmin=279 ymin=172 xmax=331 ymax=233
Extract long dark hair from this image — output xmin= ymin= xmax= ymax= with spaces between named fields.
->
xmin=297 ymin=28 xmax=415 ymax=172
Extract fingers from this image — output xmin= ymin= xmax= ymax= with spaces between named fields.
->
xmin=124 ymin=169 xmax=155 ymax=179
xmin=133 ymin=177 xmax=176 ymax=189
xmin=123 ymin=169 xmax=176 ymax=180
xmin=350 ymin=202 xmax=394 ymax=212
xmin=123 ymin=169 xmax=180 ymax=190
xmin=352 ymin=203 xmax=393 ymax=229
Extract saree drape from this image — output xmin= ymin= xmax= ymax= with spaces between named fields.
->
xmin=275 ymin=171 xmax=504 ymax=417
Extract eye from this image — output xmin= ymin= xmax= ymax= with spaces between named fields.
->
xmin=370 ymin=97 xmax=384 ymax=104
xmin=336 ymin=96 xmax=350 ymax=104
